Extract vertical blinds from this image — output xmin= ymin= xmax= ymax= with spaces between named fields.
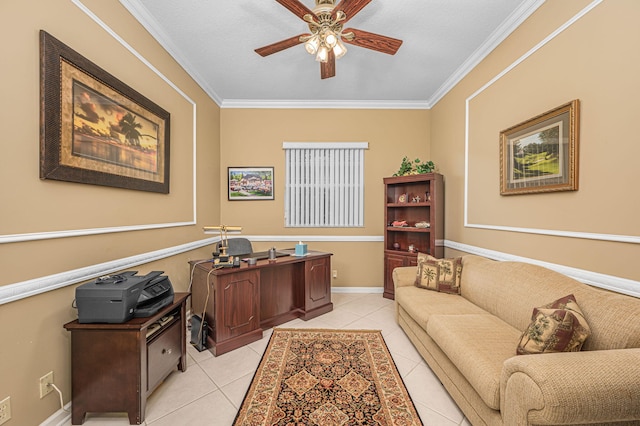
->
xmin=283 ymin=142 xmax=368 ymax=227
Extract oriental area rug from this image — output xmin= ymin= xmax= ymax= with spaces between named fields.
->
xmin=233 ymin=328 xmax=422 ymax=426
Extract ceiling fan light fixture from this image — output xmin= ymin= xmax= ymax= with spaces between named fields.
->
xmin=315 ymin=45 xmax=329 ymax=63
xmin=255 ymin=0 xmax=403 ymax=79
xmin=304 ymin=35 xmax=320 ymax=54
xmin=333 ymin=38 xmax=347 ymax=59
xmin=324 ymin=30 xmax=337 ymax=48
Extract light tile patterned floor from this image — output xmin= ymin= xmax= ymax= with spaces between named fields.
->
xmin=60 ymin=293 xmax=470 ymax=425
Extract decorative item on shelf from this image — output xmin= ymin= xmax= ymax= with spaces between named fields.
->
xmin=392 ymin=242 xmax=401 ymax=250
xmin=397 ymin=193 xmax=407 ymax=203
xmin=425 ymin=191 xmax=431 ymax=201
xmin=415 ymin=221 xmax=431 ymax=229
xmin=391 ymin=220 xmax=408 ymax=227
xmin=412 ymin=195 xmax=421 ymax=203
xmin=408 ymin=244 xmax=415 ymax=253
xmin=393 ymin=156 xmax=436 ymax=176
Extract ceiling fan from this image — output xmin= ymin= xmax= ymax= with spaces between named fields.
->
xmin=255 ymin=0 xmax=403 ymax=79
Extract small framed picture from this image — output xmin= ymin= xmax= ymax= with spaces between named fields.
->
xmin=398 ymin=193 xmax=407 ymax=203
xmin=228 ymin=167 xmax=274 ymax=200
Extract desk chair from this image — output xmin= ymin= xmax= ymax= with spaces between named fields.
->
xmin=214 ymin=238 xmax=253 ymax=257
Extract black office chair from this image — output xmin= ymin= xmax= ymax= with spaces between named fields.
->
xmin=214 ymin=238 xmax=253 ymax=257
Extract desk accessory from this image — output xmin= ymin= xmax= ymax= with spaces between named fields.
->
xmin=295 ymin=241 xmax=308 ymax=256
xmin=203 ymin=224 xmax=242 ymax=267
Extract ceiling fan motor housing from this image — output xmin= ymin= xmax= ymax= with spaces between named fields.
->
xmin=256 ymin=0 xmax=402 ymax=78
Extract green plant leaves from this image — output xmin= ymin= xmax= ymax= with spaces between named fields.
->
xmin=393 ymin=156 xmax=435 ymax=176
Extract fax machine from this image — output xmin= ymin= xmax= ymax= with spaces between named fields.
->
xmin=75 ymin=270 xmax=174 ymax=323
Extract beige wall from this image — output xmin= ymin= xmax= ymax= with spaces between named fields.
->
xmin=0 ymin=0 xmax=220 ymax=423
xmin=432 ymin=0 xmax=640 ymax=282
xmin=220 ymin=108 xmax=430 ymax=287
xmin=2 ymin=0 xmax=639 ymax=424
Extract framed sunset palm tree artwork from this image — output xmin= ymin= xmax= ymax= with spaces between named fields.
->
xmin=39 ymin=31 xmax=170 ymax=193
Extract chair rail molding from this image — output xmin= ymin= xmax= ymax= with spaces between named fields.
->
xmin=446 ymin=240 xmax=640 ymax=298
xmin=3 ymin=236 xmax=637 ymax=305
xmin=0 ymin=235 xmax=382 ymax=305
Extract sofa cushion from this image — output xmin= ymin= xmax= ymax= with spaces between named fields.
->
xmin=395 ymin=286 xmax=488 ymax=331
xmin=426 ymin=314 xmax=522 ymax=410
xmin=516 ymin=294 xmax=591 ymax=355
xmin=415 ymin=253 xmax=462 ymax=294
xmin=460 ymin=255 xmax=640 ymax=351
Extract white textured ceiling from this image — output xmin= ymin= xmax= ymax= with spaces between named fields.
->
xmin=119 ymin=0 xmax=544 ymax=108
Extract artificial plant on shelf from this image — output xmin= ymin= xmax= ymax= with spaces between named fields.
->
xmin=393 ymin=157 xmax=436 ymax=176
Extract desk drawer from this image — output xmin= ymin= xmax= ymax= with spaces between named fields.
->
xmin=147 ymin=319 xmax=181 ymax=391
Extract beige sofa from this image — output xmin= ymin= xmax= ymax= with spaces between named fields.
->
xmin=393 ymin=254 xmax=640 ymax=426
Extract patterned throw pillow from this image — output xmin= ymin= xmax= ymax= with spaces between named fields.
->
xmin=516 ymin=294 xmax=591 ymax=355
xmin=414 ymin=253 xmax=462 ymax=294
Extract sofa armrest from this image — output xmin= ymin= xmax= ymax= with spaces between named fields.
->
xmin=501 ymin=348 xmax=640 ymax=425
xmin=392 ymin=266 xmax=417 ymax=289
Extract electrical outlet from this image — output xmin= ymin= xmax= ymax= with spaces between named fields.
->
xmin=0 ymin=396 xmax=11 ymax=425
xmin=332 ymin=270 xmax=338 ymax=279
xmin=40 ymin=371 xmax=54 ymax=398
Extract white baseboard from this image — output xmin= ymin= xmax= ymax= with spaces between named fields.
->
xmin=332 ymin=287 xmax=383 ymax=294
xmin=39 ymin=403 xmax=71 ymax=426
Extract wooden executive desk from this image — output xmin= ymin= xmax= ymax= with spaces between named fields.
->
xmin=189 ymin=251 xmax=332 ymax=355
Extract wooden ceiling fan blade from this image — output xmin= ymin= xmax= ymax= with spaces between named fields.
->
xmin=342 ymin=28 xmax=403 ymax=55
xmin=320 ymin=50 xmax=336 ymax=79
xmin=255 ymin=34 xmax=310 ymax=57
xmin=332 ymin=0 xmax=372 ymax=23
xmin=276 ymin=0 xmax=317 ymax=21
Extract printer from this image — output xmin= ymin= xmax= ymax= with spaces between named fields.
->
xmin=75 ymin=270 xmax=174 ymax=323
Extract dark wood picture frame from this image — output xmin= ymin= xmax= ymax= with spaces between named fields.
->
xmin=40 ymin=30 xmax=170 ymax=193
xmin=500 ymin=100 xmax=579 ymax=195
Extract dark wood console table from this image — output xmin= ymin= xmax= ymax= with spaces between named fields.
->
xmin=64 ymin=292 xmax=189 ymax=425
xmin=189 ymin=251 xmax=333 ymax=356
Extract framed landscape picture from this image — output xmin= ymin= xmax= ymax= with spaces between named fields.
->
xmin=228 ymin=167 xmax=274 ymax=200
xmin=500 ymin=100 xmax=579 ymax=195
xmin=40 ymin=31 xmax=170 ymax=193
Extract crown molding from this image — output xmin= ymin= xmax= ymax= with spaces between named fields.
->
xmin=119 ymin=0 xmax=544 ymax=110
xmin=219 ymin=99 xmax=431 ymax=110
xmin=428 ymin=0 xmax=545 ymax=106
xmin=118 ymin=0 xmax=223 ymax=105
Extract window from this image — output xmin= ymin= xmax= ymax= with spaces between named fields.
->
xmin=283 ymin=142 xmax=368 ymax=227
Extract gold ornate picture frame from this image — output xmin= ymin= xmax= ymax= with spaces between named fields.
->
xmin=500 ymin=100 xmax=579 ymax=195
xmin=40 ymin=31 xmax=170 ymax=193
